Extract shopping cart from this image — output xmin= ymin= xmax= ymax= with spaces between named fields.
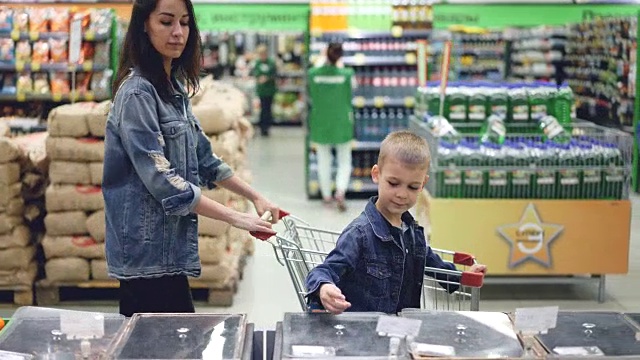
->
xmin=260 ymin=213 xmax=484 ymax=312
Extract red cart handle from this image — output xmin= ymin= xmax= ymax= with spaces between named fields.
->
xmin=250 ymin=209 xmax=290 ymax=240
xmin=453 ymin=252 xmax=476 ymax=266
xmin=460 ymin=271 xmax=484 ymax=288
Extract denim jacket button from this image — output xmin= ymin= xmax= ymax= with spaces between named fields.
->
xmin=171 ymin=128 xmax=176 ymax=135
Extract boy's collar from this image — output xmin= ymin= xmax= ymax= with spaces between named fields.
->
xmin=364 ymin=196 xmax=418 ymax=242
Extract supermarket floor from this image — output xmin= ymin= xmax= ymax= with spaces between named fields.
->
xmin=1 ymin=126 xmax=639 ymax=329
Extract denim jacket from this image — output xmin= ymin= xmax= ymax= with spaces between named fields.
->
xmin=305 ymin=197 xmax=458 ymax=314
xmin=103 ymin=69 xmax=233 ymax=279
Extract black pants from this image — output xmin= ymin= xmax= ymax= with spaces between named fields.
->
xmin=259 ymin=95 xmax=274 ymax=135
xmin=119 ymin=275 xmax=195 ymax=317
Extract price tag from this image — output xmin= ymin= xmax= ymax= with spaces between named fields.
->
xmin=28 ymin=31 xmax=39 ymax=41
xmin=354 ymin=53 xmax=366 ymax=66
xmin=514 ymin=306 xmax=558 ymax=335
xmin=405 ymin=53 xmax=417 ymax=65
xmin=309 ymin=181 xmax=319 ymax=194
xmin=15 ymin=61 xmax=24 ymax=72
xmin=353 ymin=96 xmax=366 ymax=108
xmin=52 ymin=93 xmax=63 ymax=102
xmin=404 ymin=96 xmax=416 ymax=107
xmin=376 ymin=315 xmax=422 ymax=338
xmin=352 ymin=179 xmax=363 ymax=191
xmin=60 ymin=312 xmax=105 ymax=340
xmin=10 ymin=30 xmax=20 ymax=41
xmin=373 ymin=96 xmax=385 ymax=108
xmin=31 ymin=62 xmax=41 ymax=72
xmin=311 ymin=28 xmax=323 ymax=38
xmin=16 ymin=93 xmax=26 ymax=102
xmin=82 ymin=60 xmax=94 ymax=71
xmin=84 ymin=91 xmax=95 ymax=102
xmin=84 ymin=30 xmax=96 ymax=41
xmin=68 ymin=64 xmax=77 ymax=72
xmin=391 ymin=25 xmax=403 ymax=38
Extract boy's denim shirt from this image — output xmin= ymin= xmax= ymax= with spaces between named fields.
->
xmin=305 ymin=197 xmax=459 ymax=314
xmin=103 ymin=69 xmax=233 ymax=279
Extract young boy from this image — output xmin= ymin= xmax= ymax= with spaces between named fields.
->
xmin=305 ymin=131 xmax=486 ymax=314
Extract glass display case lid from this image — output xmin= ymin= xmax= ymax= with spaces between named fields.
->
xmin=399 ymin=310 xmax=524 ymax=358
xmin=536 ymin=311 xmax=640 ymax=357
xmin=281 ymin=312 xmax=404 ymax=359
xmin=107 ymin=313 xmax=247 ymax=360
xmin=0 ymin=306 xmax=127 ymax=360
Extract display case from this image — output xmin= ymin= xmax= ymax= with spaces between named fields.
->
xmin=536 ymin=312 xmax=640 ymax=357
xmin=107 ymin=313 xmax=251 ymax=360
xmin=275 ymin=312 xmax=403 ymax=359
xmin=0 ymin=307 xmax=127 ymax=360
xmin=400 ymin=310 xmax=524 ymax=358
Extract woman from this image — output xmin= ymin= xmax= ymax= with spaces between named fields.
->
xmin=251 ymin=44 xmax=277 ymax=137
xmin=103 ymin=0 xmax=280 ymax=317
xmin=307 ymin=43 xmax=354 ymax=212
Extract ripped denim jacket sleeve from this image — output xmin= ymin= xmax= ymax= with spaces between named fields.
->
xmin=118 ymin=92 xmax=201 ymax=216
xmin=195 ymin=129 xmax=233 ymax=189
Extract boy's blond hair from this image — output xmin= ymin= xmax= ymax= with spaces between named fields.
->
xmin=378 ymin=130 xmax=431 ymax=170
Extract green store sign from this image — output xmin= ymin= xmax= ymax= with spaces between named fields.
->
xmin=194 ymin=4 xmax=309 ymax=31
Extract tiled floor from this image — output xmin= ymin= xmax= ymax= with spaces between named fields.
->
xmin=1 ymin=126 xmax=638 ymax=330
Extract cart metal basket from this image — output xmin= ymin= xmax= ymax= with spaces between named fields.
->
xmin=270 ymin=217 xmax=484 ymax=312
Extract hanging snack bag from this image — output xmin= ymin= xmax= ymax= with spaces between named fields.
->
xmin=14 ymin=10 xmax=28 ymax=32
xmin=89 ymin=9 xmax=113 ymax=37
xmin=1 ymin=74 xmax=16 ymax=94
xmin=50 ymin=72 xmax=70 ymax=95
xmin=0 ymin=39 xmax=14 ymax=64
xmin=15 ymin=41 xmax=31 ymax=63
xmin=50 ymin=8 xmax=70 ymax=32
xmin=0 ymin=7 xmax=14 ymax=32
xmin=33 ymin=73 xmax=51 ymax=95
xmin=91 ymin=69 xmax=112 ymax=99
xmin=76 ymin=72 xmax=92 ymax=94
xmin=93 ymin=42 xmax=110 ymax=66
xmin=28 ymin=8 xmax=49 ymax=33
xmin=17 ymin=73 xmax=33 ymax=94
xmin=32 ymin=40 xmax=50 ymax=63
xmin=80 ymin=42 xmax=95 ymax=64
xmin=49 ymin=38 xmax=68 ymax=63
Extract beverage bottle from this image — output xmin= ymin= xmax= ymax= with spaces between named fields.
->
xmin=461 ymin=141 xmax=486 ymax=198
xmin=528 ymin=86 xmax=550 ymax=123
xmin=553 ymin=84 xmax=574 ymax=126
xmin=539 ymin=115 xmax=570 ymax=144
xmin=381 ymin=67 xmax=390 ymax=98
xmin=447 ymin=86 xmax=468 ymax=122
xmin=370 ymin=109 xmax=380 ymax=142
xmin=602 ymin=142 xmax=625 ymax=199
xmin=388 ymin=108 xmax=397 ymax=135
xmin=485 ymin=142 xmax=508 ymax=198
xmin=488 ymin=85 xmax=509 ymax=121
xmin=379 ymin=109 xmax=388 ymax=141
xmin=580 ymin=141 xmax=602 ymax=199
xmin=396 ymin=108 xmax=407 ymax=131
xmin=354 ymin=109 xmax=363 ymax=140
xmin=480 ymin=114 xmax=506 ymax=145
xmin=427 ymin=86 xmax=441 ymax=118
xmin=557 ymin=143 xmax=581 ymax=199
xmin=372 ymin=67 xmax=382 ymax=98
xmin=509 ymin=85 xmax=530 ymax=123
xmin=362 ymin=108 xmax=371 ymax=142
xmin=508 ymin=141 xmax=533 ymax=199
xmin=468 ymin=85 xmax=488 ymax=122
xmin=532 ymin=142 xmax=557 ymax=199
xmin=436 ymin=141 xmax=463 ymax=198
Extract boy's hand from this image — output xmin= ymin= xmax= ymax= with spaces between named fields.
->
xmin=470 ymin=264 xmax=487 ymax=274
xmin=319 ymin=283 xmax=351 ymax=314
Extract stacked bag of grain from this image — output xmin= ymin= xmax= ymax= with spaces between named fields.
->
xmin=191 ymin=76 xmax=256 ymax=293
xmin=43 ymin=101 xmax=110 ymax=283
xmin=0 ymin=134 xmax=37 ymax=289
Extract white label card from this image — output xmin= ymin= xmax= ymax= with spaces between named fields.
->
xmin=60 ymin=312 xmax=105 ymax=340
xmin=514 ymin=306 xmax=559 ymax=334
xmin=376 ymin=315 xmax=422 ymax=338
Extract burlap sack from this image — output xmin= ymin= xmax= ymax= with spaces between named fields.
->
xmin=0 ymin=226 xmax=30 ymax=249
xmin=3 ymin=196 xmax=24 ymax=216
xmin=0 ymin=138 xmax=20 ymax=164
xmin=0 ymin=123 xmax=8 ymax=137
xmin=192 ymin=103 xmax=227 ymax=135
xmin=45 ymin=257 xmax=90 ymax=282
xmin=0 ymin=163 xmax=20 ymax=185
xmin=199 ymin=258 xmax=239 ymax=283
xmin=86 ymin=210 xmax=105 ymax=243
xmin=45 ymin=211 xmax=88 ymax=236
xmin=227 ymin=226 xmax=250 ymax=245
xmin=238 ymin=168 xmax=253 ymax=185
xmin=0 ymin=246 xmax=35 ymax=270
xmin=191 ymin=75 xmax=215 ymax=106
xmin=47 ymin=102 xmax=94 ymax=138
xmin=87 ymin=101 xmax=110 ymax=138
xmin=201 ymin=188 xmax=230 ymax=206
xmin=42 ymin=235 xmax=105 ymax=260
xmin=0 ymin=183 xmax=21 ymax=210
xmin=0 ymin=214 xmax=22 ymax=235
xmin=198 ymin=234 xmax=228 ymax=264
xmin=49 ymin=162 xmax=91 ymax=185
xmin=12 ymin=132 xmax=49 ymax=174
xmin=229 ymin=198 xmax=249 ymax=214
xmin=46 ymin=137 xmax=105 ymax=162
xmin=46 ymin=185 xmax=104 ymax=212
xmin=198 ymin=216 xmax=231 ymax=238
xmin=219 ymin=130 xmax=241 ymax=153
xmin=89 ymin=162 xmax=103 ymax=185
xmin=209 ymin=135 xmax=234 ymax=167
xmin=90 ymin=259 xmax=109 ymax=280
xmin=236 ymin=117 xmax=254 ymax=143
xmin=21 ymin=172 xmax=47 ymax=201
xmin=0 ymin=261 xmax=37 ymax=286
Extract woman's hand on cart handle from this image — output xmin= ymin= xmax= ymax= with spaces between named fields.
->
xmin=319 ymin=283 xmax=351 ymax=315
xmin=469 ymin=263 xmax=487 ymax=274
xmin=253 ymin=197 xmax=280 ymax=224
xmin=232 ymin=212 xmax=275 ymax=235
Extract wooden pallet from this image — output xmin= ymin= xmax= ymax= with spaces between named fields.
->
xmin=35 ymin=278 xmax=239 ymax=307
xmin=0 ymin=285 xmax=33 ymax=305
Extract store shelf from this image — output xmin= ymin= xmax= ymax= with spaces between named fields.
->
xmin=343 ymin=55 xmax=416 ymax=67
xmin=0 ymin=92 xmax=107 ymax=102
xmin=278 ymin=71 xmax=305 ymax=78
xmin=352 ymin=96 xmax=416 ymax=108
xmin=353 ymin=141 xmax=381 ymax=151
xmin=0 ymin=62 xmax=108 ymax=72
xmin=278 ymin=85 xmax=305 ymax=93
xmin=0 ymin=30 xmax=110 ymax=42
xmin=313 ymin=29 xmax=432 ymax=40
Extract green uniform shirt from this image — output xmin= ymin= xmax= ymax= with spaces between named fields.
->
xmin=308 ymin=65 xmax=355 ymax=144
xmin=252 ymin=59 xmax=277 ymax=97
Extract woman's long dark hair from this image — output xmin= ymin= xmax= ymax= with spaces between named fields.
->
xmin=113 ymin=0 xmax=201 ymax=101
xmin=327 ymin=43 xmax=343 ymax=65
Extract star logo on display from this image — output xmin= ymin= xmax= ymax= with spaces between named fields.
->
xmin=497 ymin=203 xmax=564 ymax=269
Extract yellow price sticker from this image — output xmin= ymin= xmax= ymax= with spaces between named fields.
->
xmin=309 ymin=181 xmax=319 ymax=194
xmin=16 ymin=93 xmax=26 ymax=102
xmin=404 ymin=97 xmax=416 ymax=108
xmin=82 ymin=61 xmax=94 ymax=71
xmin=391 ymin=25 xmax=403 ymax=38
xmin=310 ymin=28 xmax=323 ymax=38
xmin=10 ymin=30 xmax=20 ymax=41
xmin=353 ymin=96 xmax=366 ymax=108
xmin=84 ymin=91 xmax=95 ymax=102
xmin=68 ymin=64 xmax=77 ymax=72
xmin=15 ymin=61 xmax=24 ymax=72
xmin=31 ymin=62 xmax=41 ymax=71
xmin=354 ymin=53 xmax=366 ymax=66
xmin=405 ymin=53 xmax=417 ymax=65
xmin=84 ymin=30 xmax=96 ymax=41
xmin=373 ymin=97 xmax=385 ymax=108
xmin=352 ymin=180 xmax=363 ymax=192
xmin=28 ymin=31 xmax=39 ymax=41
xmin=52 ymin=93 xmax=63 ymax=102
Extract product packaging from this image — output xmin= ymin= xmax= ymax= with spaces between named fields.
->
xmin=50 ymin=72 xmax=70 ymax=95
xmin=16 ymin=73 xmax=33 ymax=94
xmin=33 ymin=73 xmax=50 ymax=95
xmin=49 ymin=38 xmax=68 ymax=63
xmin=27 ymin=8 xmax=49 ymax=33
xmin=14 ymin=41 xmax=31 ymax=63
xmin=50 ymin=8 xmax=70 ymax=32
xmin=0 ymin=39 xmax=14 ymax=64
xmin=32 ymin=41 xmax=50 ymax=63
xmin=0 ymin=7 xmax=13 ymax=32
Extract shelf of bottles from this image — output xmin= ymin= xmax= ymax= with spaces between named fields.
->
xmin=564 ymin=17 xmax=637 ymax=133
xmin=506 ymin=26 xmax=567 ymax=83
xmin=452 ymin=31 xmax=506 ymax=82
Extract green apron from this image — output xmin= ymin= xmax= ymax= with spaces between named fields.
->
xmin=308 ymin=65 xmax=354 ymax=144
